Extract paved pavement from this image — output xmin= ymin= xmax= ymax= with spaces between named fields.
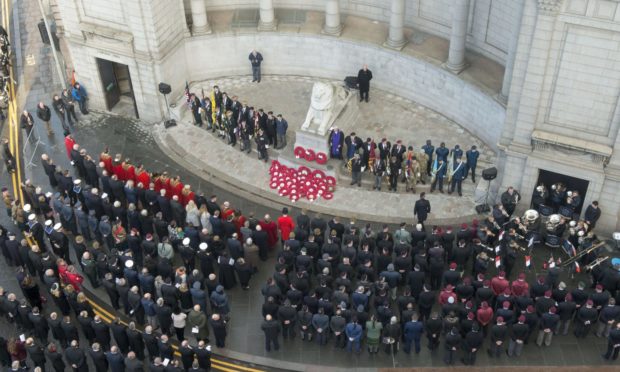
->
xmin=161 ymin=75 xmax=496 ymax=226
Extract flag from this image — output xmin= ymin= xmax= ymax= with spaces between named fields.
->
xmin=525 ymin=255 xmax=531 ymax=268
xmin=495 ymin=256 xmax=501 ymax=268
xmin=528 ymin=236 xmax=534 ymax=249
xmin=184 ymin=81 xmax=191 ymax=106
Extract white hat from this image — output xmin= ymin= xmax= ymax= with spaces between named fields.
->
xmin=567 ymin=191 xmax=573 ymax=197
xmin=125 ymin=260 xmax=134 ymax=268
xmin=53 ymin=223 xmax=62 ymax=231
xmin=536 ymin=186 xmax=543 ymax=192
xmin=448 ymin=296 xmax=455 ymax=304
xmin=28 ymin=214 xmax=36 ymax=221
xmin=569 ymin=221 xmax=576 ymax=227
xmin=416 ymin=223 xmax=422 ymax=231
xmin=182 ymin=238 xmax=190 ymax=246
xmin=23 ymin=204 xmax=31 ymax=213
xmin=74 ymin=179 xmax=81 ymax=185
xmin=101 ymin=193 xmax=108 ymax=199
xmin=113 ymin=201 xmax=121 ymax=208
xmin=45 ymin=192 xmax=53 ymax=198
xmin=199 ymin=242 xmax=208 ymax=251
xmin=91 ymin=188 xmax=98 ymax=194
xmin=44 ymin=220 xmax=52 ymax=227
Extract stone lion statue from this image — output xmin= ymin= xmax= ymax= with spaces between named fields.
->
xmin=301 ymin=82 xmax=346 ymax=135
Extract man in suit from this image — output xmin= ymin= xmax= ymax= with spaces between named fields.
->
xmin=466 ymin=145 xmax=480 ymax=183
xmin=413 ymin=192 xmax=431 ymax=228
xmin=357 ymin=64 xmax=372 ymax=102
xmin=105 ymin=345 xmax=124 ymax=371
xmin=449 ymin=158 xmax=467 ymax=197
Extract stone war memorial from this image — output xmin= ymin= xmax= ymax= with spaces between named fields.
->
xmin=30 ymin=0 xmax=620 ymax=370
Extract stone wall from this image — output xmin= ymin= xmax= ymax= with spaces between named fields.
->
xmin=191 ymin=0 xmax=521 ymax=64
xmin=172 ymin=33 xmax=505 ymax=152
xmin=498 ymin=0 xmax=620 ymax=234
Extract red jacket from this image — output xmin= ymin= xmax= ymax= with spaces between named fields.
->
xmin=438 ymin=290 xmax=457 ymax=305
xmin=511 ymin=279 xmax=530 ymax=297
xmin=277 ymin=215 xmax=295 ymax=242
xmin=136 ymin=170 xmax=151 ymax=188
xmin=259 ymin=220 xmax=278 ymax=248
xmin=100 ymin=153 xmax=113 ymax=174
xmin=476 ymin=306 xmax=494 ymax=325
xmin=64 ymin=136 xmax=75 ymax=160
xmin=491 ymin=276 xmax=509 ymax=296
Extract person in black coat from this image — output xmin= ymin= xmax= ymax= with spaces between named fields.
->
xmin=143 ymin=325 xmax=160 ymax=361
xmin=61 ymin=315 xmax=79 ymax=344
xmin=91 ymin=315 xmax=111 ymax=350
xmin=357 ymin=64 xmax=373 ymax=102
xmin=88 ymin=343 xmax=108 ymax=372
xmin=413 ymin=193 xmax=431 ymax=227
xmin=36 ymin=101 xmax=54 ymax=135
xmin=126 ymin=322 xmax=145 ymax=360
xmin=158 ymin=334 xmax=174 ymax=361
xmin=194 ymin=341 xmax=212 ymax=371
xmin=179 ymin=340 xmax=195 ymax=371
xmin=111 ymin=317 xmax=130 ymax=354
xmin=210 ymin=313 xmax=227 ymax=347
xmin=25 ymin=338 xmax=46 ymax=370
xmin=45 ymin=342 xmax=66 ymax=372
xmin=28 ymin=307 xmax=49 ymax=343
xmin=105 ymin=346 xmax=125 ymax=371
xmin=462 ymin=323 xmax=484 ymax=365
xmin=65 ymin=340 xmax=89 ymax=372
xmin=41 ymin=154 xmax=58 ymax=188
xmin=603 ymin=322 xmax=620 ymax=360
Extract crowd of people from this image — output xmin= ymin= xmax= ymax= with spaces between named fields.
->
xmin=0 ymin=126 xmax=618 ymax=370
xmin=186 ymin=85 xmax=289 ymax=163
xmin=331 ymin=128 xmax=480 ymax=195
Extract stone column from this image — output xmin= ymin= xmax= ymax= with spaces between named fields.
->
xmin=190 ymin=0 xmax=211 ymax=35
xmin=258 ymin=0 xmax=277 ymax=31
xmin=445 ymin=0 xmax=471 ymax=74
xmin=499 ymin=0 xmax=525 ymax=103
xmin=384 ymin=0 xmax=407 ymax=50
xmin=323 ymin=0 xmax=342 ymax=36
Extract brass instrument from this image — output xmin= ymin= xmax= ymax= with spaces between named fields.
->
xmin=561 ymin=241 xmax=606 ymax=267
xmin=346 ymin=159 xmax=353 ymax=174
xmin=585 ymin=256 xmax=609 ymax=272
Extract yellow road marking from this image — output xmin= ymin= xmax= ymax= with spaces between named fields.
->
xmin=2 ymin=0 xmax=23 ymax=204
xmin=88 ymin=295 xmax=264 ymax=372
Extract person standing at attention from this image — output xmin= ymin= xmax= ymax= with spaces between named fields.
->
xmin=249 ymin=50 xmax=263 ymax=83
xmin=357 ymin=64 xmax=373 ymax=102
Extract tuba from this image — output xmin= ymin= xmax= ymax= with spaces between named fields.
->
xmin=523 ymin=209 xmax=540 ymax=230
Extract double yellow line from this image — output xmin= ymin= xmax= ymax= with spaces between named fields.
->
xmin=2 ymin=0 xmax=23 ymax=204
xmin=86 ymin=296 xmax=264 ymax=372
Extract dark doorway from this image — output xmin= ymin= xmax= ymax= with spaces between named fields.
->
xmin=536 ymin=169 xmax=589 ymax=214
xmin=96 ymin=58 xmax=139 ymax=118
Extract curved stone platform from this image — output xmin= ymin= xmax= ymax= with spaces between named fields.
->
xmin=156 ymin=75 xmax=496 ymax=225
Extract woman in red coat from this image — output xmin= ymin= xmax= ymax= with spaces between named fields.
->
xmin=277 ymin=207 xmax=295 ymax=244
xmin=63 ymin=134 xmax=75 ymax=160
xmin=58 ymin=259 xmax=84 ymax=292
xmin=259 ymin=214 xmax=278 ymax=249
